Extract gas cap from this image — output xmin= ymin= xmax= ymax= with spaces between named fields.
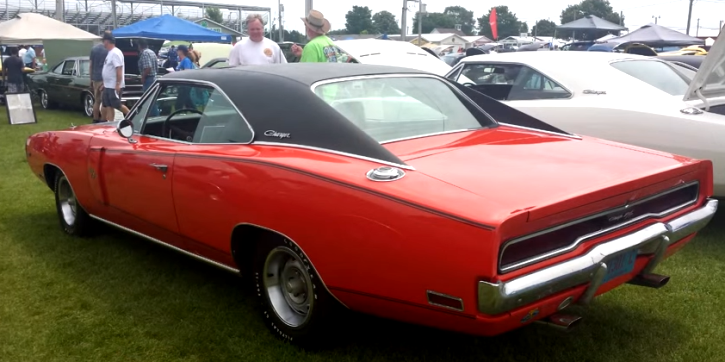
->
xmin=366 ymin=166 xmax=405 ymax=182
xmin=680 ymin=107 xmax=703 ymax=115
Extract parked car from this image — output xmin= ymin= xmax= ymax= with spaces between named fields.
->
xmin=335 ymin=39 xmax=452 ymax=76
xmin=201 ymin=57 xmax=228 ymax=68
xmin=27 ymin=38 xmax=164 ymax=116
xmin=443 ymin=48 xmax=725 ymax=196
xmin=25 ymin=63 xmax=717 ymax=347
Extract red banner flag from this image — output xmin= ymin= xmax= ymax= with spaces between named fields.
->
xmin=489 ymin=8 xmax=498 ymax=40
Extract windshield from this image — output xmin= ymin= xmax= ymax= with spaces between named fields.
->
xmin=313 ymin=76 xmax=492 ymax=143
xmin=610 ymin=59 xmax=691 ymax=96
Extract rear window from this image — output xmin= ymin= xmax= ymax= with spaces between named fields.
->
xmin=610 ymin=60 xmax=690 ymax=96
xmin=313 ymin=76 xmax=493 ymax=143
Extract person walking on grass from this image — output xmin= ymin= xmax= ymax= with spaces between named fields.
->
xmin=89 ymin=31 xmax=109 ymax=123
xmin=100 ymin=32 xmax=129 ymax=122
xmin=137 ymin=39 xmax=158 ymax=92
xmin=2 ymin=47 xmax=25 ymax=94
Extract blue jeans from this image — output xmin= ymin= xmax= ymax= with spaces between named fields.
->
xmin=142 ymin=76 xmax=159 ymax=116
xmin=142 ymin=76 xmax=156 ymax=92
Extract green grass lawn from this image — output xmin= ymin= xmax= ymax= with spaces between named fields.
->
xmin=1 ymin=108 xmax=725 ymax=362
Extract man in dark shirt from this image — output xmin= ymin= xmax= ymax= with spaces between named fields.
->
xmin=3 ymin=47 xmax=25 ymax=94
xmin=89 ymin=32 xmax=110 ymax=123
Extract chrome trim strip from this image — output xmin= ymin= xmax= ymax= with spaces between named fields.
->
xmin=478 ymin=198 xmax=718 ymax=315
xmin=139 ymin=78 xmax=256 ymax=144
xmin=379 ymin=128 xmax=481 ymax=144
xmin=426 ymin=290 xmax=465 ymax=312
xmin=89 ymin=214 xmax=241 ymax=274
xmin=252 ymin=141 xmax=416 ymax=171
xmin=233 ymin=222 xmax=349 ymax=309
xmin=499 ymin=181 xmax=699 ymax=273
xmin=498 ymin=122 xmax=583 ymax=140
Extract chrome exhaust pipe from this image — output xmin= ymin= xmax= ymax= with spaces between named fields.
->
xmin=626 ymin=273 xmax=670 ymax=289
xmin=535 ymin=313 xmax=582 ymax=332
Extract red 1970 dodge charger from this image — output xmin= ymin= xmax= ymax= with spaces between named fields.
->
xmin=25 ymin=63 xmax=718 ymax=347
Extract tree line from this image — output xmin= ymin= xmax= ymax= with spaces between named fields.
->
xmin=337 ymin=0 xmax=624 ymax=40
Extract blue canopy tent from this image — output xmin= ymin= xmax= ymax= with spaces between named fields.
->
xmin=112 ymin=14 xmax=232 ymax=42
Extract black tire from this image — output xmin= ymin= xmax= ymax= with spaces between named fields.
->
xmin=39 ymin=89 xmax=56 ymax=109
xmin=253 ymin=235 xmax=340 ymax=348
xmin=82 ymin=92 xmax=94 ymax=117
xmin=54 ymin=172 xmax=93 ymax=236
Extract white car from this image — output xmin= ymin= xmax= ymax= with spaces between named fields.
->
xmin=335 ymin=39 xmax=453 ymax=77
xmin=441 ymin=46 xmax=725 ymax=195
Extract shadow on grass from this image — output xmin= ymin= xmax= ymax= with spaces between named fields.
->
xmin=2 ymin=209 xmax=700 ymax=362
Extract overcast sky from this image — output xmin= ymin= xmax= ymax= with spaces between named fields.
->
xmin=235 ymin=0 xmax=725 ymax=37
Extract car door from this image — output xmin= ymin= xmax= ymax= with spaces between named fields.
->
xmin=86 ymin=83 xmax=183 ymax=244
xmin=43 ymin=61 xmax=65 ymax=100
xmin=54 ymin=60 xmax=77 ymax=105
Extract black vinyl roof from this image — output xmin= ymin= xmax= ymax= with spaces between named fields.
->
xmin=159 ymin=63 xmax=436 ymax=166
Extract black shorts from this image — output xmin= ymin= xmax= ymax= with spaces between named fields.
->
xmin=101 ymin=87 xmax=123 ymax=109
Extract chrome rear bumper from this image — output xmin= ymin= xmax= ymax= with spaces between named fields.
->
xmin=478 ymin=198 xmax=718 ymax=315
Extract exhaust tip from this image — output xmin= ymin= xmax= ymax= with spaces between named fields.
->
xmin=627 ymin=273 xmax=670 ymax=289
xmin=535 ymin=313 xmax=582 ymax=332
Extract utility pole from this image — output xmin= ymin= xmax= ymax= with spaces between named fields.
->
xmin=697 ymin=18 xmax=700 ymax=36
xmin=619 ymin=11 xmax=623 ymax=26
xmin=417 ymin=3 xmax=426 ymax=46
xmin=686 ymin=0 xmax=694 ymax=35
xmin=401 ymin=0 xmax=407 ymax=40
xmin=652 ymin=16 xmax=660 ymax=25
xmin=304 ymin=0 xmax=312 ymax=18
xmin=278 ymin=1 xmax=284 ymax=42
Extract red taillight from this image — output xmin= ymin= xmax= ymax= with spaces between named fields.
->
xmin=499 ymin=182 xmax=699 ymax=272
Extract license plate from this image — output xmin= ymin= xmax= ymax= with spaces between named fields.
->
xmin=602 ymin=249 xmax=638 ymax=283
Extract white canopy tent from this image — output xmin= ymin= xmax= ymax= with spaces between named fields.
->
xmin=0 ymin=12 xmax=100 ymax=44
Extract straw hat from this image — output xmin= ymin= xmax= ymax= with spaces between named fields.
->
xmin=301 ymin=10 xmax=331 ymax=35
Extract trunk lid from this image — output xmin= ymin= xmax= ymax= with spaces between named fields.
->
xmin=392 ymin=127 xmax=702 ymax=222
xmin=683 ymin=32 xmax=725 ymax=104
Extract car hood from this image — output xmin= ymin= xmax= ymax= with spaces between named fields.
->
xmin=335 ymin=39 xmax=452 ymax=77
xmin=392 ymin=128 xmax=698 ymax=221
xmin=683 ymin=34 xmax=725 ymax=103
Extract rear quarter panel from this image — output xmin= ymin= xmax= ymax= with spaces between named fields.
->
xmin=172 ymin=145 xmax=497 ymax=317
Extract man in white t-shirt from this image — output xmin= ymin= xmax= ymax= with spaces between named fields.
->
xmin=100 ymin=32 xmax=129 ymax=122
xmin=228 ymin=14 xmax=287 ymax=65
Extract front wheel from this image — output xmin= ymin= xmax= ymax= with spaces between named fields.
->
xmin=54 ymin=172 xmax=93 ymax=236
xmin=253 ymin=236 xmax=340 ymax=347
xmin=39 ymin=89 xmax=56 ymax=109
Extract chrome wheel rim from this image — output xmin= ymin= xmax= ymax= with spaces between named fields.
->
xmin=84 ymin=95 xmax=93 ymax=117
xmin=41 ymin=91 xmax=48 ymax=108
xmin=263 ymin=246 xmax=314 ymax=328
xmin=57 ymin=178 xmax=77 ymax=226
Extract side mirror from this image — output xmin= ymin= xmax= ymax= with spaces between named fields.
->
xmin=117 ymin=119 xmax=134 ymax=139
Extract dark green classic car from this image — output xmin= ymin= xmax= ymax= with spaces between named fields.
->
xmin=27 ymin=56 xmax=145 ymax=117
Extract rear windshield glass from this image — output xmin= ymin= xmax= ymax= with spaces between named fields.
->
xmin=610 ymin=60 xmax=690 ymax=96
xmin=313 ymin=76 xmax=493 ymax=143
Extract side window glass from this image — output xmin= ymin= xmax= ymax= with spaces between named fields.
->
xmin=140 ymin=83 xmax=252 ymax=144
xmin=52 ymin=62 xmax=64 ymax=74
xmin=61 ymin=61 xmax=75 ymax=75
xmin=79 ymin=60 xmax=90 ymax=77
xmin=128 ymin=87 xmax=158 ymax=132
xmin=210 ymin=60 xmax=228 ymax=68
xmin=508 ymin=67 xmax=571 ymax=100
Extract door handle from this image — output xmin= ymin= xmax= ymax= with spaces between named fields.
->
xmin=149 ymin=163 xmax=168 ymax=172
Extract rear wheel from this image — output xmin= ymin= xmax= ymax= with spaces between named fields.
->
xmin=253 ymin=236 xmax=339 ymax=347
xmin=54 ymin=172 xmax=93 ymax=236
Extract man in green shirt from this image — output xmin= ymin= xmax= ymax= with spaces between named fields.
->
xmin=291 ymin=10 xmax=348 ymax=63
